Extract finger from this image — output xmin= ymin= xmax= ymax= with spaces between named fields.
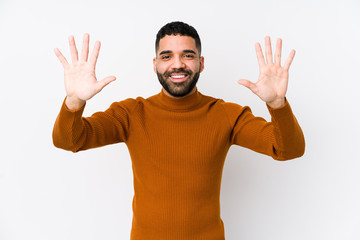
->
xmin=89 ymin=40 xmax=101 ymax=67
xmin=237 ymin=79 xmax=257 ymax=94
xmin=54 ymin=48 xmax=69 ymax=68
xmin=95 ymin=76 xmax=116 ymax=93
xmin=274 ymin=38 xmax=282 ymax=66
xmin=255 ymin=42 xmax=265 ymax=68
xmin=68 ymin=35 xmax=78 ymax=63
xmin=80 ymin=33 xmax=89 ymax=62
xmin=283 ymin=49 xmax=296 ymax=71
xmin=264 ymin=36 xmax=273 ymax=64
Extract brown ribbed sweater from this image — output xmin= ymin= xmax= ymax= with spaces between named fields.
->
xmin=52 ymin=89 xmax=305 ymax=240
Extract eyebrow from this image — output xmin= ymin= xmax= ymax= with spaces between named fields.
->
xmin=159 ymin=49 xmax=197 ymax=55
xmin=159 ymin=50 xmax=172 ymax=55
xmin=183 ymin=50 xmax=197 ymax=54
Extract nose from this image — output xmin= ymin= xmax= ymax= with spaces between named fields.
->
xmin=172 ymin=55 xmax=185 ymax=69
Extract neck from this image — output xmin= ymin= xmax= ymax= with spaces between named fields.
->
xmin=154 ymin=87 xmax=203 ymax=111
xmin=162 ymin=87 xmax=197 ymax=99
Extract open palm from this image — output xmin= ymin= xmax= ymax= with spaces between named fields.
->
xmin=238 ymin=36 xmax=295 ymax=108
xmin=54 ymin=34 xmax=116 ymax=109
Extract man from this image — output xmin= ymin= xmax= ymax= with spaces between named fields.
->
xmin=53 ymin=22 xmax=305 ymax=240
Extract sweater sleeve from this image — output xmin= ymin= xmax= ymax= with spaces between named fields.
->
xmin=52 ymin=97 xmax=135 ymax=152
xmin=222 ymin=98 xmax=305 ymax=160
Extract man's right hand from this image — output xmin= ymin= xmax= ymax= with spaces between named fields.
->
xmin=54 ymin=33 xmax=116 ymax=110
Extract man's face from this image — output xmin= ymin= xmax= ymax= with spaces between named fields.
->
xmin=153 ymin=35 xmax=204 ymax=97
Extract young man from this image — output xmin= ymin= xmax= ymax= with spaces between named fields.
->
xmin=53 ymin=21 xmax=305 ymax=240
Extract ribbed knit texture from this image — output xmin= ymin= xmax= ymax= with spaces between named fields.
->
xmin=53 ymin=89 xmax=305 ymax=240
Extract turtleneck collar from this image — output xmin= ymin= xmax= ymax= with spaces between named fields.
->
xmin=151 ymin=88 xmax=203 ymax=111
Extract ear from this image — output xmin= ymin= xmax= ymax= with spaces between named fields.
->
xmin=153 ymin=57 xmax=157 ymax=73
xmin=200 ymin=56 xmax=204 ymax=73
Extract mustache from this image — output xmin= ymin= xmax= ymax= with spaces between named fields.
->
xmin=164 ymin=68 xmax=192 ymax=77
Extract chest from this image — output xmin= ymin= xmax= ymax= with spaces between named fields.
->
xmin=125 ymin=108 xmax=231 ymax=173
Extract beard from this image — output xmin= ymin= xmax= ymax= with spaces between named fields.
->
xmin=156 ymin=67 xmax=200 ymax=97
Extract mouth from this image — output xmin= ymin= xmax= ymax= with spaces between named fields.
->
xmin=169 ymin=73 xmax=188 ymax=83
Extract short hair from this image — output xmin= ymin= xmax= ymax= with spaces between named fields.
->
xmin=155 ymin=21 xmax=201 ymax=56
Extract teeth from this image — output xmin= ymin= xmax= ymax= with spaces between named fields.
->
xmin=171 ymin=75 xmax=185 ymax=79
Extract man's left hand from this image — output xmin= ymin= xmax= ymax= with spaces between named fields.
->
xmin=238 ymin=36 xmax=295 ymax=109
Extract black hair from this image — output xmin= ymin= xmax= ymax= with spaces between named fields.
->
xmin=155 ymin=21 xmax=201 ymax=55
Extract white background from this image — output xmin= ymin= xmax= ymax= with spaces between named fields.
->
xmin=0 ymin=0 xmax=359 ymax=239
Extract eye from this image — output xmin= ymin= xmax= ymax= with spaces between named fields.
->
xmin=184 ymin=54 xmax=195 ymax=59
xmin=161 ymin=55 xmax=170 ymax=60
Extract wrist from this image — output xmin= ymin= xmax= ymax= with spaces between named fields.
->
xmin=267 ymin=97 xmax=285 ymax=109
xmin=65 ymin=96 xmax=86 ymax=111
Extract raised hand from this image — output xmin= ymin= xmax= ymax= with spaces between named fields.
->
xmin=54 ymin=33 xmax=116 ymax=110
xmin=238 ymin=36 xmax=295 ymax=108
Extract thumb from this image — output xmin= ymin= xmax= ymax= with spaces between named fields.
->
xmin=95 ymin=76 xmax=117 ymax=93
xmin=237 ymin=79 xmax=257 ymax=93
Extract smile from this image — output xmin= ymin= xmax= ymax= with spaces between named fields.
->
xmin=170 ymin=74 xmax=188 ymax=82
xmin=171 ymin=75 xmax=186 ymax=79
